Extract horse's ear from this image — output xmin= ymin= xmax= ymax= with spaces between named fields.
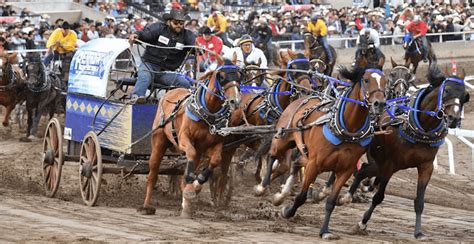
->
xmin=460 ymin=68 xmax=466 ymax=80
xmin=232 ymin=51 xmax=238 ymax=65
xmin=216 ymin=53 xmax=224 ymax=66
xmin=391 ymin=57 xmax=398 ymax=68
xmin=280 ymin=50 xmax=290 ymax=67
xmin=287 ymin=49 xmax=297 ymax=60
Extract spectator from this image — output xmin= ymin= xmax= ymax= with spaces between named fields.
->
xmin=207 ymin=11 xmax=232 ymax=47
xmin=344 ymin=21 xmax=358 ymax=48
xmin=195 ymin=26 xmax=223 ymax=72
xmin=87 ymin=24 xmax=100 ymax=40
xmin=393 ymin=20 xmax=405 ymax=44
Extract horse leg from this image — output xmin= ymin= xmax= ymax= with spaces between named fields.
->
xmin=312 ymin=171 xmax=335 ymax=203
xmin=413 ymin=162 xmax=433 ymax=240
xmin=138 ymin=131 xmax=168 ymax=215
xmin=319 ymin=169 xmax=353 ymax=240
xmin=272 ymin=160 xmax=300 ymax=206
xmin=344 ymin=161 xmax=378 ymax=201
xmin=2 ymin=104 xmax=14 ymax=127
xmin=193 ymin=143 xmax=223 ymax=192
xmin=413 ymin=62 xmax=419 ymax=75
xmin=281 ymin=157 xmax=319 ymax=219
xmin=30 ymin=107 xmax=42 ymax=139
xmin=351 ymin=174 xmax=392 ymax=236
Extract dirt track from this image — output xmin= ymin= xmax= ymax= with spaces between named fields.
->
xmin=1 ymin=61 xmax=474 ymax=242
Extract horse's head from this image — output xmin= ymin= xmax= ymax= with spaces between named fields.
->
xmin=387 ymin=57 xmax=415 ymax=99
xmin=280 ymin=50 xmax=314 ymax=92
xmin=427 ymin=62 xmax=470 ymax=128
xmin=303 ymin=32 xmax=316 ymax=50
xmin=213 ymin=52 xmax=244 ymax=111
xmin=340 ymin=66 xmax=388 ymax=116
xmin=243 ymin=58 xmax=264 ymax=86
xmin=25 ymin=54 xmax=44 ymax=86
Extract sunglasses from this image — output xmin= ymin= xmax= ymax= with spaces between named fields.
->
xmin=172 ymin=20 xmax=185 ymax=26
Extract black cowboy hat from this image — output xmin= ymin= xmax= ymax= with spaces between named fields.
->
xmin=163 ymin=9 xmax=190 ymax=22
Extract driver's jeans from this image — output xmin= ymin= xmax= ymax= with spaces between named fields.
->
xmin=419 ymin=36 xmax=429 ymax=59
xmin=317 ymin=35 xmax=333 ymax=62
xmin=43 ymin=51 xmax=70 ymax=66
xmin=133 ymin=62 xmax=192 ymax=97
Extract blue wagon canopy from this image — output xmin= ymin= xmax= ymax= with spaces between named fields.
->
xmin=68 ymin=38 xmax=130 ymax=98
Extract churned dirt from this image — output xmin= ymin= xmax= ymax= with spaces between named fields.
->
xmin=0 ymin=61 xmax=473 ymax=242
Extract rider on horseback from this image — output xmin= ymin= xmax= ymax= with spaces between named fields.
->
xmin=355 ymin=28 xmax=385 ymax=68
xmin=128 ymin=9 xmax=196 ymax=102
xmin=307 ymin=13 xmax=333 ymax=64
xmin=405 ymin=15 xmax=429 ymax=62
xmin=195 ymin=26 xmax=223 ymax=72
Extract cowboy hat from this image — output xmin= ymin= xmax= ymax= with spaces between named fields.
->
xmin=163 ymin=9 xmax=190 ymax=22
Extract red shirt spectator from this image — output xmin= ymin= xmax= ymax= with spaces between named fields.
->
xmin=196 ymin=33 xmax=223 ymax=62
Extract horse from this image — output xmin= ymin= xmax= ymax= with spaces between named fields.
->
xmin=256 ymin=64 xmax=388 ymax=240
xmin=303 ymin=32 xmax=337 ymax=76
xmin=230 ymin=49 xmax=316 ymax=183
xmin=22 ymin=53 xmax=64 ymax=141
xmin=348 ymin=61 xmax=469 ymax=239
xmin=313 ymin=57 xmax=418 ymax=202
xmin=403 ymin=33 xmax=435 ymax=74
xmin=138 ymin=54 xmax=244 ymax=218
xmin=0 ymin=52 xmax=25 ymax=127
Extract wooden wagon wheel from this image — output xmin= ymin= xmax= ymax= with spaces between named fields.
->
xmin=79 ymin=131 xmax=103 ymax=206
xmin=209 ymin=163 xmax=235 ymax=209
xmin=42 ymin=118 xmax=64 ymax=197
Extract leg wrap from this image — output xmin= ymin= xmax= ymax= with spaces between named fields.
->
xmin=197 ymin=167 xmax=213 ymax=184
xmin=184 ymin=161 xmax=196 ymax=184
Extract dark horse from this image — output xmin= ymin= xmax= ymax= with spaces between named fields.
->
xmin=0 ymin=52 xmax=25 ymax=127
xmin=303 ymin=32 xmax=337 ymax=76
xmin=257 ymin=65 xmax=388 ymax=240
xmin=23 ymin=53 xmax=64 ymax=140
xmin=348 ymin=61 xmax=469 ymax=239
xmin=403 ymin=33 xmax=435 ymax=74
xmin=138 ymin=54 xmax=244 ymax=218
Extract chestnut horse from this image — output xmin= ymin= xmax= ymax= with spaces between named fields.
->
xmin=303 ymin=32 xmax=337 ymax=76
xmin=231 ymin=49 xmax=316 ymax=183
xmin=348 ymin=62 xmax=469 ymax=239
xmin=0 ymin=52 xmax=24 ymax=127
xmin=258 ymin=65 xmax=388 ymax=240
xmin=138 ymin=55 xmax=244 ymax=218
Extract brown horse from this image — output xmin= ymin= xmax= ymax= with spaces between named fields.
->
xmin=0 ymin=52 xmax=24 ymax=127
xmin=403 ymin=35 xmax=435 ymax=74
xmin=138 ymin=54 xmax=244 ymax=218
xmin=303 ymin=32 xmax=337 ymax=76
xmin=258 ymin=65 xmax=388 ymax=240
xmin=348 ymin=62 xmax=469 ymax=239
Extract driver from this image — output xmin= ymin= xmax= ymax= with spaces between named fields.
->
xmin=43 ymin=21 xmax=77 ymax=67
xmin=354 ymin=28 xmax=385 ymax=67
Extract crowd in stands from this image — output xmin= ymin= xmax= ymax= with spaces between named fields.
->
xmin=1 ymin=1 xmax=474 ymax=56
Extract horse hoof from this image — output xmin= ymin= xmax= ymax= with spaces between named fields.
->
xmin=337 ymin=193 xmax=352 ymax=206
xmin=19 ymin=137 xmax=31 ymax=143
xmin=180 ymin=209 xmax=192 ymax=219
xmin=272 ymin=193 xmax=285 ymax=206
xmin=351 ymin=222 xmax=368 ymax=235
xmin=280 ymin=206 xmax=292 ymax=219
xmin=27 ymin=135 xmax=38 ymax=140
xmin=254 ymin=184 xmax=268 ymax=196
xmin=192 ymin=180 xmax=202 ymax=194
xmin=321 ymin=233 xmax=340 ymax=240
xmin=415 ymin=232 xmax=427 ymax=240
xmin=137 ymin=206 xmax=156 ymax=215
xmin=183 ymin=185 xmax=196 ymax=200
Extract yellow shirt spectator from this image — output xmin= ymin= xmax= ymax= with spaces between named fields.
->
xmin=46 ymin=26 xmax=77 ymax=54
xmin=307 ymin=19 xmax=327 ymax=37
xmin=207 ymin=13 xmax=227 ymax=33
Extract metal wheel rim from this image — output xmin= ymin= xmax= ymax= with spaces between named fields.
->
xmin=79 ymin=131 xmax=102 ymax=206
xmin=41 ymin=118 xmax=63 ymax=197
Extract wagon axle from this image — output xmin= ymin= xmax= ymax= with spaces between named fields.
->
xmin=80 ymin=162 xmax=93 ymax=178
xmin=43 ymin=150 xmax=55 ymax=166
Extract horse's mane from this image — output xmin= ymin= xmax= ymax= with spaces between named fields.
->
xmin=426 ymin=61 xmax=445 ymax=88
xmin=338 ymin=64 xmax=382 ymax=85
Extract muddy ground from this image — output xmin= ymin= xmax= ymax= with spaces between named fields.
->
xmin=0 ymin=60 xmax=473 ymax=242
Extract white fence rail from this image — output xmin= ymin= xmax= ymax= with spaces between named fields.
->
xmin=275 ymin=30 xmax=474 ymax=50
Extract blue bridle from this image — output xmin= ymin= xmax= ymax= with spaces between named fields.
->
xmin=286 ymin=58 xmax=319 ymax=89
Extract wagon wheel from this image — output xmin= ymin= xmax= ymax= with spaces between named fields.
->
xmin=79 ymin=132 xmax=103 ymax=206
xmin=42 ymin=118 xmax=64 ymax=197
xmin=209 ymin=163 xmax=235 ymax=209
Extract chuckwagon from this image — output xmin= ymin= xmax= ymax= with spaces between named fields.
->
xmin=40 ymin=38 xmax=232 ymax=207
